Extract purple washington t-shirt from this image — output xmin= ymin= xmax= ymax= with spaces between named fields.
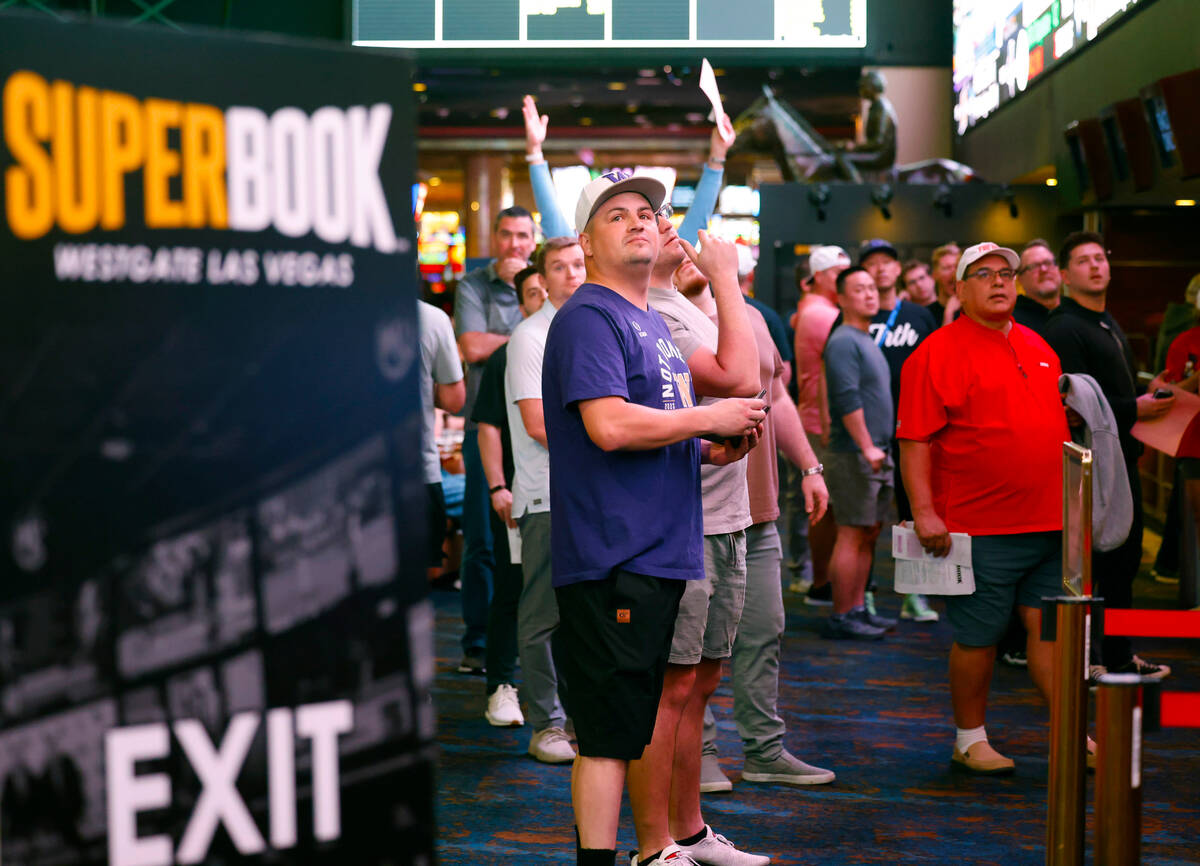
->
xmin=542 ymin=283 xmax=704 ymax=588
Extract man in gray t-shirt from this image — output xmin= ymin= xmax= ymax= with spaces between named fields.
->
xmin=821 ymin=267 xmax=895 ymax=640
xmin=416 ymin=301 xmax=464 ymax=568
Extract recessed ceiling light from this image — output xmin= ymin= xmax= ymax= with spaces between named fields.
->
xmin=1045 ymin=178 xmax=1058 ymax=187
xmin=413 ymin=82 xmax=427 ymax=92
xmin=607 ymin=81 xmax=626 ymax=91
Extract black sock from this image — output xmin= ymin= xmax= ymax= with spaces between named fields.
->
xmin=637 ymin=850 xmax=664 ymax=866
xmin=676 ymin=826 xmax=708 ymax=847
xmin=578 ymin=848 xmax=616 ymax=866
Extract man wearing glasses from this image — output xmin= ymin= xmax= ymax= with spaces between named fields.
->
xmin=899 ymin=243 xmax=1069 ymax=775
xmin=1042 ymin=232 xmax=1172 ymax=683
xmin=1013 ymin=238 xmax=1062 ymax=333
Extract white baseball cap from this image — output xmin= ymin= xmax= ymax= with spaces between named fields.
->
xmin=574 ymin=170 xmax=667 ymax=235
xmin=956 ymin=242 xmax=1020 ymax=281
xmin=807 ymin=245 xmax=851 ymax=278
xmin=736 ymin=245 xmax=758 ymax=278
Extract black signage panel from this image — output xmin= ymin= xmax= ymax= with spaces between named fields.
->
xmin=0 ymin=13 xmax=434 ymax=866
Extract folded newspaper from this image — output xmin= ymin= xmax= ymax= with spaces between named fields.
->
xmin=892 ymin=524 xmax=975 ymax=596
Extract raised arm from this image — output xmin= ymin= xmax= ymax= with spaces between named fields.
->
xmin=522 ymin=95 xmax=573 ymax=239
xmin=678 ymin=231 xmax=760 ymax=397
xmin=678 ymin=118 xmax=733 ymax=246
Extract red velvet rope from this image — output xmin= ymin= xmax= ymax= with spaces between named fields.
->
xmin=1102 ymin=609 xmax=1200 ymax=638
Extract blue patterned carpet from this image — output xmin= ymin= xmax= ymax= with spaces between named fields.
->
xmin=430 ymin=527 xmax=1199 ymax=865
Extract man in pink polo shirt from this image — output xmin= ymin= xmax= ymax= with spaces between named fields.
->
xmin=793 ymin=246 xmax=850 ymax=606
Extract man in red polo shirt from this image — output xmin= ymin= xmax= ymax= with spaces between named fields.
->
xmin=898 ymin=242 xmax=1069 ymax=775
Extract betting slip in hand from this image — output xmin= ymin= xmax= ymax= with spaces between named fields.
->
xmin=891 ymin=524 xmax=975 ymax=596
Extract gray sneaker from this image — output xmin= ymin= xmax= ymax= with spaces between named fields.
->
xmin=742 ymin=750 xmax=835 ymax=786
xmin=850 ymin=605 xmax=897 ymax=631
xmin=700 ymin=753 xmax=733 ymax=793
xmin=822 ymin=610 xmax=886 ymax=640
xmin=528 ymin=726 xmax=576 ymax=763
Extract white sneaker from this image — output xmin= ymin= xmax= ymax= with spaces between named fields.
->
xmin=484 ymin=684 xmax=524 ymax=727
xmin=527 ymin=726 xmax=575 ymax=763
xmin=632 ymin=843 xmax=701 ymax=865
xmin=677 ymin=826 xmax=770 ymax=866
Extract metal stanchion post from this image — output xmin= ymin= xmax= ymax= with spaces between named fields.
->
xmin=1044 ymin=596 xmax=1091 ymax=866
xmin=1046 ymin=443 xmax=1094 ymax=866
xmin=1095 ymin=674 xmax=1155 ymax=866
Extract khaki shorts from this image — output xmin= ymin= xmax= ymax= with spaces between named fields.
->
xmin=668 ymin=530 xmax=747 ymax=664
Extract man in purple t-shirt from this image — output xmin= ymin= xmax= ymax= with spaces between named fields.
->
xmin=542 ymin=171 xmax=765 ymax=866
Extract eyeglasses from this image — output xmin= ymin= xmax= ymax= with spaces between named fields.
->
xmin=964 ymin=268 xmax=1016 ymax=282
xmin=1019 ymin=259 xmax=1057 ymax=274
xmin=657 ymin=202 xmax=674 ymax=220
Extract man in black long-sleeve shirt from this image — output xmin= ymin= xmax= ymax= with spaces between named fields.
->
xmin=1041 ymin=231 xmax=1171 ymax=681
xmin=1012 ymin=238 xmax=1062 ymax=334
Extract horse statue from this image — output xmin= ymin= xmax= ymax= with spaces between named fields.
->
xmin=730 ymin=76 xmax=978 ymax=185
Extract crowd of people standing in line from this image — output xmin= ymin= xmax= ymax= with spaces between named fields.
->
xmin=414 ymin=97 xmax=1177 ymax=866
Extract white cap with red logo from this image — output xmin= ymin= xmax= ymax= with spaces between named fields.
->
xmin=956 ymin=242 xmax=1020 ymax=281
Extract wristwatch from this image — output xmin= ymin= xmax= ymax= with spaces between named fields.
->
xmin=800 ymin=463 xmax=824 ymax=477
xmin=489 ymin=484 xmax=507 ymax=494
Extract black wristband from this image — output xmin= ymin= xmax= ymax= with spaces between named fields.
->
xmin=489 ymin=484 xmax=507 ymax=494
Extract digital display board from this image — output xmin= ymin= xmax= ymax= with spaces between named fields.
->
xmin=954 ymin=0 xmax=1149 ymax=134
xmin=354 ymin=0 xmax=866 ymax=49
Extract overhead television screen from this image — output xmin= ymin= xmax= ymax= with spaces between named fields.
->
xmin=954 ymin=0 xmax=1151 ymax=135
xmin=354 ymin=0 xmax=867 ymax=49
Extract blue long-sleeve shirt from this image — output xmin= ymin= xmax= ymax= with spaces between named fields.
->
xmin=529 ymin=161 xmax=723 ymax=243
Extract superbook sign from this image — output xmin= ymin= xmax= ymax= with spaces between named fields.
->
xmin=0 ymin=14 xmax=434 ymax=866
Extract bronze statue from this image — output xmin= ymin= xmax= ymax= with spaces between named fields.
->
xmin=833 ymin=71 xmax=898 ymax=182
xmin=731 ymin=72 xmax=977 ymax=185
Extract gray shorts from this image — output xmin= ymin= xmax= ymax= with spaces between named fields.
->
xmin=668 ymin=530 xmax=747 ymax=665
xmin=824 ymin=449 xmax=894 ymax=527
xmin=805 ymin=431 xmax=831 ymax=465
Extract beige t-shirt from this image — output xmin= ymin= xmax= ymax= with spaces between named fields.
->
xmin=648 ymin=287 xmax=752 ymax=536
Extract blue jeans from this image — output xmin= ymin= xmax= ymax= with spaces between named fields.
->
xmin=460 ymin=429 xmax=494 ymax=654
